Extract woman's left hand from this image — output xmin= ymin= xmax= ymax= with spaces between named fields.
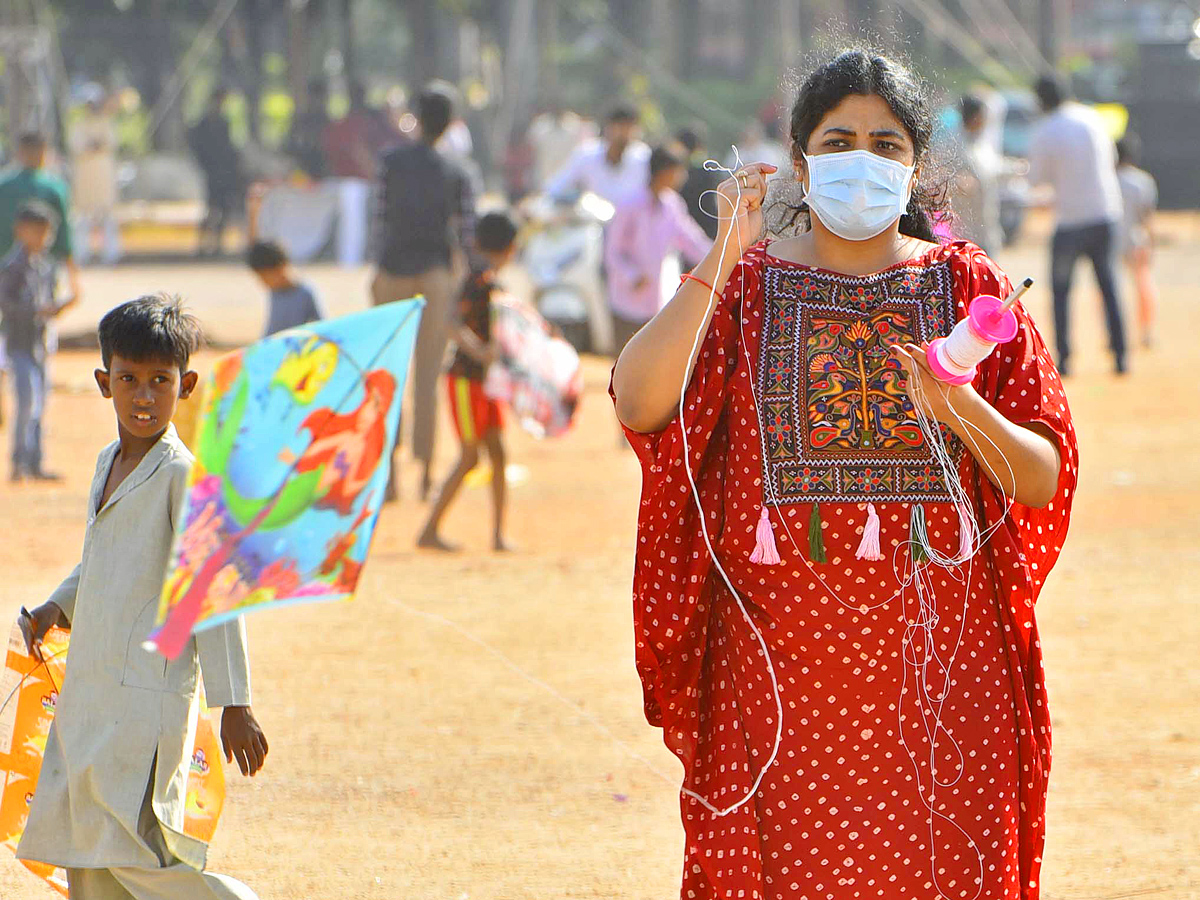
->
xmin=890 ymin=341 xmax=976 ymax=424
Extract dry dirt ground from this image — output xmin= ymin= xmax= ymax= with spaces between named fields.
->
xmin=2 ymin=214 xmax=1198 ymax=899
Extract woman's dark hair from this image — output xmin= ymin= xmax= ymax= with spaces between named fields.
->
xmin=98 ymin=293 xmax=203 ymax=373
xmin=782 ymin=49 xmax=947 ymax=242
xmin=649 ymin=144 xmax=685 ymax=180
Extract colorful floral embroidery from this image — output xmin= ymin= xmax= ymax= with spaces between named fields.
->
xmin=779 ymin=466 xmax=837 ymax=495
xmin=757 ymin=261 xmax=966 ymax=504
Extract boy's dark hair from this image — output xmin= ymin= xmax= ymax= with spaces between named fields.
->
xmin=1034 ymin=74 xmax=1067 ymax=111
xmin=475 ymin=211 xmax=518 ymax=254
xmin=649 ymin=144 xmax=685 ymax=180
xmin=15 ymin=199 xmax=57 ymax=229
xmin=417 ymin=82 xmax=456 ymax=141
xmin=98 ymin=294 xmax=203 ymax=373
xmin=605 ymin=103 xmax=638 ymax=125
xmin=1116 ymin=132 xmax=1141 ymax=167
xmin=246 ymin=240 xmax=288 ymax=271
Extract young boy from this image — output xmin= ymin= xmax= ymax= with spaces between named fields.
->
xmin=18 ymin=294 xmax=268 ymax=900
xmin=246 ymin=239 xmax=325 ymax=337
xmin=417 ymin=211 xmax=516 ymax=552
xmin=0 ymin=200 xmax=75 ymax=481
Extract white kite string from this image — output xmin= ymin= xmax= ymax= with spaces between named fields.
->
xmin=389 ymin=597 xmax=679 ymax=787
xmin=887 ymin=356 xmax=1026 ymax=900
xmin=668 ymin=148 xmax=785 ymax=816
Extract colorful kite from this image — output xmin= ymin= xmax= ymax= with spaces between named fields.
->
xmin=0 ymin=620 xmax=225 ymax=895
xmin=484 ymin=292 xmax=583 ymax=439
xmin=147 ymin=300 xmax=423 ymax=660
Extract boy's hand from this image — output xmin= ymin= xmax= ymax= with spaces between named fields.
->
xmin=220 ymin=706 xmax=269 ymax=777
xmin=20 ymin=603 xmax=68 ymax=659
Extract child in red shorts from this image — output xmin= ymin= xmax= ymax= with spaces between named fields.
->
xmin=418 ymin=212 xmax=517 ymax=551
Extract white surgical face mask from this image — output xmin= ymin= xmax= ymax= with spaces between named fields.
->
xmin=801 ymin=149 xmax=916 ymax=241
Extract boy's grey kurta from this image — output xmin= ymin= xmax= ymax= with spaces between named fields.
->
xmin=17 ymin=425 xmax=252 ymax=871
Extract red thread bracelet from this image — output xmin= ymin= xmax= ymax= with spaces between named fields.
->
xmin=681 ymin=272 xmax=715 ymax=293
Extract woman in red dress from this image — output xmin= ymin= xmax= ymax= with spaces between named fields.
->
xmin=612 ymin=50 xmax=1076 ymax=900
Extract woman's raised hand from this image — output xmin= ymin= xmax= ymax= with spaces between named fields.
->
xmin=712 ymin=162 xmax=777 ymax=257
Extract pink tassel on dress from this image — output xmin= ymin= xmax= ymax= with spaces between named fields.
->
xmin=956 ymin=501 xmax=976 ymax=561
xmin=855 ymin=503 xmax=885 ymax=561
xmin=750 ymin=506 xmax=781 ymax=565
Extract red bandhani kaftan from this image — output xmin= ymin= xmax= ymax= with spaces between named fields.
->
xmin=618 ymin=241 xmax=1077 ymax=900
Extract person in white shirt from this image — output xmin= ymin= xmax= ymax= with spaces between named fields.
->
xmin=544 ymin=104 xmax=650 ymax=207
xmin=1027 ymin=74 xmax=1127 ymax=376
xmin=529 ymin=106 xmax=592 ymax=189
xmin=952 ymin=94 xmax=1003 ymax=255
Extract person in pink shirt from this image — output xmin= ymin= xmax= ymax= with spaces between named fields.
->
xmin=604 ymin=144 xmax=712 ymax=350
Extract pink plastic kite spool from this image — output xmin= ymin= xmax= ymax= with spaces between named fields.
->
xmin=927 ymin=278 xmax=1031 ymax=385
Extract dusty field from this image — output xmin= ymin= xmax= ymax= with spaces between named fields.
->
xmin=3 ymin=214 xmax=1199 ymax=899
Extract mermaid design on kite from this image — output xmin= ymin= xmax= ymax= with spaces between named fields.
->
xmin=146 ymin=318 xmax=411 ymax=661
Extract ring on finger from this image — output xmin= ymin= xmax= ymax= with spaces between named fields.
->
xmin=738 ymin=172 xmax=748 ymax=188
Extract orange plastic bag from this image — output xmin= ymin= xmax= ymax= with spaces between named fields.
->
xmin=0 ymin=620 xmax=225 ymax=895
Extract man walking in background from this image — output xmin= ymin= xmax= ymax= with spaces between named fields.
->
xmin=189 ymin=88 xmax=242 ymax=257
xmin=371 ymin=82 xmax=476 ymax=503
xmin=1028 ymin=74 xmax=1127 ymax=376
xmin=544 ymin=103 xmax=650 ymax=354
xmin=545 ymin=104 xmax=649 ymax=208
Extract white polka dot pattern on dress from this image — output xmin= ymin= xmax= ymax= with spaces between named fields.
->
xmin=615 ymin=241 xmax=1078 ymax=900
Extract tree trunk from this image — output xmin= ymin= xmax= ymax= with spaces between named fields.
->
xmin=1038 ymin=0 xmax=1063 ymax=66
xmin=778 ymin=0 xmax=802 ymax=73
xmin=407 ymin=0 xmax=438 ymax=89
xmin=149 ymin=0 xmax=185 ymax=152
xmin=339 ymin=0 xmax=356 ymax=85
xmin=288 ymin=1 xmax=311 ymax=115
xmin=649 ymin=0 xmax=676 ymax=76
xmin=536 ymin=0 xmax=559 ymax=104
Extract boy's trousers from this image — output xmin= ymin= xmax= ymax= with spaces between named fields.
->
xmin=65 ymin=774 xmax=257 ymax=900
xmin=9 ymin=348 xmax=45 ymax=474
xmin=66 ymin=864 xmax=257 ymax=900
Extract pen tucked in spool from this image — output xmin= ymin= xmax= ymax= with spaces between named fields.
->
xmin=927 ymin=277 xmax=1033 ymax=384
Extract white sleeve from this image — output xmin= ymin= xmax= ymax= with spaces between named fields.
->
xmin=545 ymin=149 xmax=584 ymax=200
xmin=197 ymin=617 xmax=253 ymax=708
